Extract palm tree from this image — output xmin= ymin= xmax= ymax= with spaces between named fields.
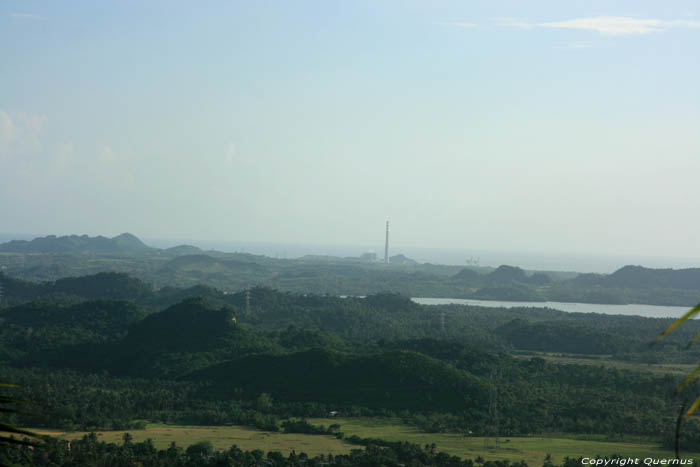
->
xmin=656 ymin=303 xmax=700 ymax=417
xmin=0 ymin=383 xmax=38 ymax=446
xmin=655 ymin=302 xmax=700 ymax=459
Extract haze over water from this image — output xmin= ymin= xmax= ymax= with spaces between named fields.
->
xmin=144 ymin=237 xmax=700 ymax=273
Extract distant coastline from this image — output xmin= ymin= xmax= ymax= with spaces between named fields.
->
xmin=2 ymin=232 xmax=700 ymax=274
xmin=143 ymin=237 xmax=700 ymax=274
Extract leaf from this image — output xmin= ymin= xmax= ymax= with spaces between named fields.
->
xmin=0 ymin=421 xmax=37 ymax=438
xmin=0 ymin=383 xmax=41 ymax=448
xmin=655 ymin=303 xmax=700 ymax=344
xmin=0 ymin=395 xmax=34 ymax=406
xmin=687 ymin=331 xmax=700 ymax=349
xmin=0 ymin=434 xmax=38 ymax=447
xmin=685 ymin=394 xmax=700 ymax=419
xmin=677 ymin=364 xmax=700 ymax=393
xmin=0 ymin=407 xmax=40 ymax=416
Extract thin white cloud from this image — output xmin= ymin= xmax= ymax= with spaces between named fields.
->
xmin=539 ymin=16 xmax=700 ymax=35
xmin=445 ymin=16 xmax=700 ymax=36
xmin=0 ymin=110 xmax=46 ymax=161
xmin=437 ymin=21 xmax=478 ymax=29
xmin=9 ymin=12 xmax=44 ymax=20
xmin=512 ymin=16 xmax=700 ymax=35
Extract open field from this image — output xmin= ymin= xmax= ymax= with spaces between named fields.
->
xmin=33 ymin=419 xmax=700 ymax=465
xmin=33 ymin=424 xmax=353 ymax=457
xmin=514 ymin=352 xmax=696 ymax=376
xmin=308 ymin=418 xmax=700 ymax=465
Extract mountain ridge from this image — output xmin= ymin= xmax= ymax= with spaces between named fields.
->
xmin=0 ymin=233 xmax=206 ymax=257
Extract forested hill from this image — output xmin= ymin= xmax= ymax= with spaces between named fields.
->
xmin=0 ymin=271 xmax=152 ymax=304
xmin=0 ymin=233 xmax=157 ymax=255
xmin=2 ymin=284 xmax=694 ymax=438
xmin=187 ymin=348 xmax=489 ymax=413
xmin=4 ymin=271 xmax=700 ymax=359
xmin=573 ymin=265 xmax=700 ymax=289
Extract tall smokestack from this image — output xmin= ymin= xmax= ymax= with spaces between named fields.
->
xmin=384 ymin=221 xmax=389 ymax=264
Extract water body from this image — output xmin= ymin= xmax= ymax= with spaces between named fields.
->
xmin=412 ymin=297 xmax=691 ymax=319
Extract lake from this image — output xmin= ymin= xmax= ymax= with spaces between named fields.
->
xmin=411 ymin=297 xmax=691 ymax=319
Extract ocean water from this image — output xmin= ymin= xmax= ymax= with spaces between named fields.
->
xmin=145 ymin=237 xmax=700 ymax=274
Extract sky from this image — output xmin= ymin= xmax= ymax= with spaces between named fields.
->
xmin=1 ymin=1 xmax=699 ymax=261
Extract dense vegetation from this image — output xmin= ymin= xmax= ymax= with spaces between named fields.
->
xmin=1 ymin=271 xmax=698 ymax=443
xmin=2 ymin=238 xmax=700 ymax=462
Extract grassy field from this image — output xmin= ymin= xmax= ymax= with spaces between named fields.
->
xmin=307 ymin=418 xmax=700 ymax=465
xmin=34 ymin=424 xmax=353 ymax=457
xmin=514 ymin=352 xmax=696 ymax=376
xmin=34 ymin=419 xmax=700 ymax=465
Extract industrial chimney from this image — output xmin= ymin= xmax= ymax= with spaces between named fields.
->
xmin=384 ymin=221 xmax=389 ymax=264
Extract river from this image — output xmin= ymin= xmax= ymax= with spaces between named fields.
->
xmin=411 ymin=297 xmax=691 ymax=319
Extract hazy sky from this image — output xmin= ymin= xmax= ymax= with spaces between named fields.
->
xmin=1 ymin=1 xmax=699 ymax=258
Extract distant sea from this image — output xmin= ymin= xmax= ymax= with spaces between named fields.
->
xmin=144 ymin=237 xmax=700 ymax=274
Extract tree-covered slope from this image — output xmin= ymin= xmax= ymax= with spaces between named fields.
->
xmin=187 ymin=347 xmax=489 ymax=415
xmin=42 ymin=298 xmax=281 ymax=378
xmin=0 ymin=271 xmax=152 ymax=303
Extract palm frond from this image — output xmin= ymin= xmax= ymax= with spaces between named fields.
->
xmin=655 ymin=303 xmax=700 ymax=344
xmin=685 ymin=394 xmax=700 ymax=419
xmin=655 ymin=302 xmax=700 ymax=426
xmin=686 ymin=331 xmax=700 ymax=349
xmin=0 ymin=384 xmax=40 ymax=447
xmin=677 ymin=364 xmax=700 ymax=393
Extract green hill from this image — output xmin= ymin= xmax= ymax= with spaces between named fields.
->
xmin=187 ymin=347 xmax=489 ymax=415
xmin=0 ymin=271 xmax=152 ymax=303
xmin=3 ymin=299 xmax=146 ymax=337
xmin=90 ymin=298 xmax=279 ymax=378
xmin=0 ymin=299 xmax=147 ymax=360
xmin=164 ymin=244 xmax=203 ymax=255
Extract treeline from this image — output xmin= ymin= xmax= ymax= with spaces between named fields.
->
xmin=2 ymin=366 xmax=293 ymax=432
xmin=3 ymin=271 xmax=700 ymax=363
xmin=1 ymin=431 xmax=594 ymax=467
xmin=1 ymin=296 xmax=693 ymax=437
xmin=1 ymin=272 xmax=698 ymax=441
